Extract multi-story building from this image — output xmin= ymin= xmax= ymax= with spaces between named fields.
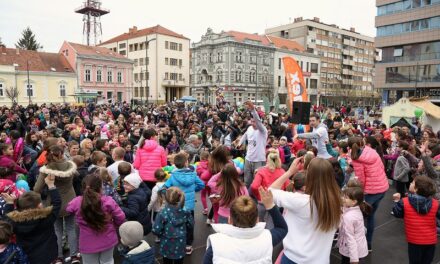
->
xmin=190 ymin=28 xmax=320 ymax=105
xmin=265 ymin=17 xmax=379 ymax=106
xmin=99 ymin=25 xmax=190 ymax=103
xmin=0 ymin=46 xmax=76 ymax=105
xmin=375 ymin=0 xmax=440 ymax=104
xmin=60 ymin=41 xmax=133 ymax=103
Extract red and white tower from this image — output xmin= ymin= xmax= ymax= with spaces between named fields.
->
xmin=75 ymin=0 xmax=110 ymax=46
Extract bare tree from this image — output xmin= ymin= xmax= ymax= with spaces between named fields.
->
xmin=5 ymin=86 xmax=20 ymax=106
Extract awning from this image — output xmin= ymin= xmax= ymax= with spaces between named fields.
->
xmin=410 ymin=98 xmax=440 ymax=119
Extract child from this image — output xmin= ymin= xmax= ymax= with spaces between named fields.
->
xmin=279 ymin=136 xmax=292 ymax=165
xmin=0 ymin=221 xmax=29 ymax=264
xmin=34 ymin=145 xmax=79 ymax=264
xmin=97 ymin=167 xmax=122 ymax=205
xmin=166 ymin=135 xmax=180 ymax=154
xmin=121 ymin=172 xmax=152 ymax=235
xmin=4 ymin=175 xmax=60 ymax=264
xmin=71 ymin=155 xmax=88 ymax=196
xmin=0 ymin=144 xmax=27 ymax=182
xmin=119 ymin=221 xmax=154 ymax=264
xmin=116 ymin=161 xmax=133 ymax=196
xmin=203 ymin=189 xmax=288 ymax=264
xmin=66 ymin=174 xmax=125 ymax=264
xmin=393 ymin=141 xmax=411 ymax=198
xmin=163 ymin=153 xmax=205 ymax=254
xmin=153 ymin=187 xmax=193 ymax=264
xmin=88 ymin=151 xmax=107 ymax=172
xmin=286 ymin=172 xmax=306 ymax=193
xmin=122 ymin=142 xmax=134 ymax=164
xmin=196 ymin=150 xmax=211 ymax=215
xmin=337 ymin=187 xmax=370 ymax=264
xmin=209 ymin=164 xmax=248 ymax=224
xmin=392 ymin=176 xmax=440 ymax=264
xmin=148 ymin=169 xmax=167 ymax=220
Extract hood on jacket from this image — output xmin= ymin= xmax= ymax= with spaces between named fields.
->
xmin=172 ymin=169 xmax=197 ymax=187
xmin=39 ymin=161 xmax=77 ymax=178
xmin=408 ymin=193 xmax=432 ymax=215
xmin=141 ymin=140 xmax=159 ymax=151
xmin=357 ymin=146 xmax=380 ymax=165
xmin=211 ymin=222 xmax=266 ymax=239
xmin=126 ymin=240 xmax=152 ymax=255
xmin=7 ymin=206 xmax=53 ymax=222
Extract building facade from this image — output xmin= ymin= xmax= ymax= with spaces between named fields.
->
xmin=375 ymin=0 xmax=440 ymax=104
xmin=60 ymin=41 xmax=133 ymax=103
xmin=266 ymin=17 xmax=379 ymax=106
xmin=99 ymin=25 xmax=190 ymax=103
xmin=0 ymin=46 xmax=76 ymax=105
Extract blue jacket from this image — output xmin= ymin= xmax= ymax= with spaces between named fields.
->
xmin=164 ymin=168 xmax=204 ymax=210
xmin=122 ymin=184 xmax=152 ymax=235
xmin=152 ymin=205 xmax=193 ymax=260
xmin=0 ymin=243 xmax=29 ymax=264
xmin=120 ymin=241 xmax=155 ymax=264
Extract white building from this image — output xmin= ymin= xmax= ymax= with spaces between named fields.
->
xmin=99 ymin=25 xmax=190 ymax=103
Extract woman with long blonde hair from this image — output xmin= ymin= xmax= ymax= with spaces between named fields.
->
xmin=250 ymin=148 xmax=288 ymax=227
xmin=270 ymin=157 xmax=342 ymax=264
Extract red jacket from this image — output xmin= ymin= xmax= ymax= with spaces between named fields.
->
xmin=133 ymin=140 xmax=167 ymax=182
xmin=196 ymin=160 xmax=211 ymax=184
xmin=250 ymin=167 xmax=289 ymax=201
xmin=290 ymin=140 xmax=305 ymax=156
xmin=403 ymin=197 xmax=438 ymax=245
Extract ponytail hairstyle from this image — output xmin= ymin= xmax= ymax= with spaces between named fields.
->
xmin=139 ymin=129 xmax=157 ymax=148
xmin=217 ymin=164 xmax=243 ymax=207
xmin=164 ymin=187 xmax=185 ymax=208
xmin=347 ymin=136 xmax=364 ymax=160
xmin=343 ymin=186 xmax=372 ymax=216
xmin=80 ymin=174 xmax=109 ymax=232
xmin=266 ymin=148 xmax=282 ymax=171
xmin=46 ymin=145 xmax=64 ymax=163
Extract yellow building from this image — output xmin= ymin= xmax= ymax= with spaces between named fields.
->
xmin=0 ymin=46 xmax=77 ymax=105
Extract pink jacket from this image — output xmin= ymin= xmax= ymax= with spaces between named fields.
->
xmin=0 ymin=155 xmax=27 ymax=181
xmin=337 ymin=206 xmax=368 ymax=262
xmin=66 ymin=195 xmax=125 ymax=254
xmin=134 ymin=140 xmax=167 ymax=182
xmin=352 ymin=146 xmax=389 ymax=195
xmin=196 ymin=160 xmax=211 ymax=184
xmin=250 ymin=167 xmax=289 ymax=201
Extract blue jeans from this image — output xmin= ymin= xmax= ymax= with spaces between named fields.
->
xmin=281 ymin=254 xmax=297 ymax=264
xmin=364 ymin=192 xmax=385 ymax=246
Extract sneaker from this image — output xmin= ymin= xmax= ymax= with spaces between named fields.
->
xmin=71 ymin=255 xmax=81 ymax=264
xmin=368 ymin=244 xmax=372 ymax=252
xmin=53 ymin=258 xmax=63 ymax=264
xmin=206 ymin=218 xmax=212 ymax=225
xmin=202 ymin=208 xmax=208 ymax=215
xmin=186 ymin=246 xmax=193 ymax=255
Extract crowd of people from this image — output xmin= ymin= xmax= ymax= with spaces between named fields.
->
xmin=0 ymin=99 xmax=438 ymax=264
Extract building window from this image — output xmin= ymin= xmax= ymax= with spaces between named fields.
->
xmin=165 ymin=72 xmax=169 ymax=80
xmin=85 ymin=68 xmax=91 ymax=82
xmin=179 ymin=73 xmax=183 ymax=81
xmin=134 ymin=59 xmax=138 ymax=66
xmin=377 ymin=16 xmax=440 ymax=37
xmin=170 ymin=73 xmax=178 ymax=80
xmin=170 ymin=58 xmax=178 ymax=66
xmin=165 ymin=41 xmax=169 ymax=49
xmin=179 ymin=59 xmax=182 ymax=67
xmin=107 ymin=70 xmax=113 ymax=83
xmin=250 ymin=70 xmax=256 ymax=83
xmin=165 ymin=58 xmax=169 ymax=65
xmin=236 ymin=52 xmax=242 ymax=63
xmin=119 ymin=50 xmax=126 ymax=56
xmin=117 ymin=72 xmax=122 ymax=83
xmin=278 ymin=76 xmax=281 ymax=87
xmin=217 ymin=70 xmax=223 ymax=82
xmin=25 ymin=83 xmax=33 ymax=97
xmin=170 ymin=42 xmax=179 ymax=50
xmin=0 ymin=83 xmax=4 ymax=96
xmin=139 ymin=58 xmax=144 ymax=66
xmin=119 ymin=43 xmax=126 ymax=49
xmin=96 ymin=69 xmax=102 ymax=82
xmin=59 ymin=84 xmax=66 ymax=97
xmin=311 ymin=63 xmax=319 ymax=73
xmin=278 ymin=58 xmax=282 ymax=70
xmin=134 ymin=87 xmax=139 ymax=97
xmin=310 ymin=79 xmax=318 ymax=89
xmin=179 ymin=43 xmax=182 ymax=51
xmin=236 ymin=70 xmax=242 ymax=82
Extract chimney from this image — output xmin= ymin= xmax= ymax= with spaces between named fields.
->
xmin=129 ymin=26 xmax=138 ymax=34
xmin=350 ymin=27 xmax=356 ymax=32
xmin=16 ymin=47 xmax=20 ymax=55
xmin=313 ymin=17 xmax=320 ymax=23
xmin=294 ymin=17 xmax=303 ymax=23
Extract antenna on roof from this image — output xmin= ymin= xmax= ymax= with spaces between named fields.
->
xmin=75 ymin=0 xmax=110 ymax=46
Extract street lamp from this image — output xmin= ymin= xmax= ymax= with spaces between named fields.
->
xmin=144 ymin=37 xmax=156 ymax=105
xmin=27 ymin=60 xmax=31 ymax=105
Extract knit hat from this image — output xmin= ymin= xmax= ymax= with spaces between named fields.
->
xmin=124 ymin=172 xmax=142 ymax=189
xmin=119 ymin=221 xmax=144 ymax=248
xmin=280 ymin=136 xmax=288 ymax=141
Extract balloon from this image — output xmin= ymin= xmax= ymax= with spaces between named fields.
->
xmin=414 ymin=108 xmax=424 ymax=118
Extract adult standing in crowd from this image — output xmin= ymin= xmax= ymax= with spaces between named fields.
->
xmin=295 ymin=113 xmax=332 ymax=159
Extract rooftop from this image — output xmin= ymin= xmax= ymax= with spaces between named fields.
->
xmin=0 ymin=47 xmax=74 ymax=73
xmin=67 ymin=42 xmax=129 ymax=60
xmin=99 ymin=25 xmax=189 ymax=45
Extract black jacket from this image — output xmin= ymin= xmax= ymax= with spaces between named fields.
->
xmin=122 ymin=184 xmax=152 ymax=235
xmin=5 ymin=188 xmax=61 ymax=264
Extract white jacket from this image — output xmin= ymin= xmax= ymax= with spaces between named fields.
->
xmin=207 ymin=222 xmax=272 ymax=264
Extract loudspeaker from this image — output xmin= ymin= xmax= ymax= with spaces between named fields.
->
xmin=290 ymin=101 xmax=311 ymax=124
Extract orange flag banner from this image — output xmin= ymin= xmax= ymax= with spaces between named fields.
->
xmin=282 ymin=57 xmax=308 ymax=113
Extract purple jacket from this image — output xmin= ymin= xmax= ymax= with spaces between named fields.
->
xmin=0 ymin=155 xmax=27 ymax=181
xmin=66 ymin=195 xmax=125 ymax=254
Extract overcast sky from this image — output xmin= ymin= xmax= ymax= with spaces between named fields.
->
xmin=1 ymin=0 xmax=377 ymax=52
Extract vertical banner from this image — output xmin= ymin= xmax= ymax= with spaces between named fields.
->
xmin=282 ymin=57 xmax=308 ymax=113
